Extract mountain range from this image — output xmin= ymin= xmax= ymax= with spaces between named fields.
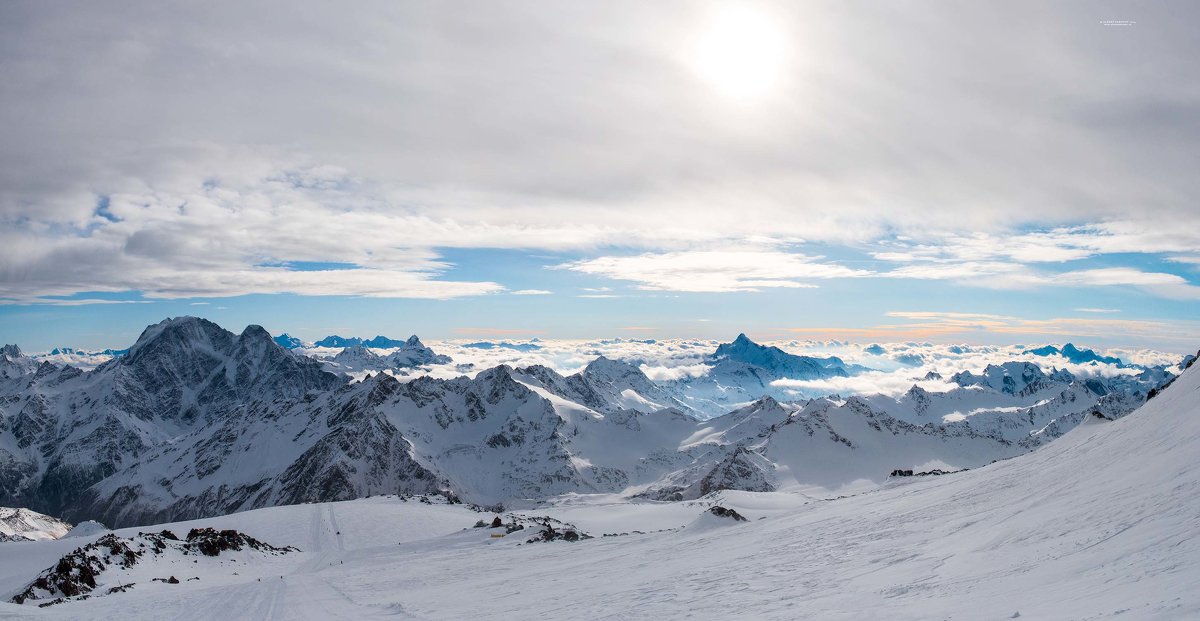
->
xmin=0 ymin=317 xmax=1177 ymax=528
xmin=1025 ymin=342 xmax=1124 ymax=366
xmin=272 ymin=333 xmax=439 ymax=350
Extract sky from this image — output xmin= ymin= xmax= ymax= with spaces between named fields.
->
xmin=1 ymin=1 xmax=1198 ymax=352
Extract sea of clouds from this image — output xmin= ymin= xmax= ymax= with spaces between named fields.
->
xmin=31 ymin=338 xmax=1188 ymax=399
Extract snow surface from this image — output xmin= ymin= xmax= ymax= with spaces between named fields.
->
xmin=0 ymin=361 xmax=1196 ymax=619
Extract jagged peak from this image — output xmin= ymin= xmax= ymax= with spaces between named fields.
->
xmin=477 ymin=364 xmax=516 ymax=380
xmin=0 ymin=344 xmax=22 ymax=358
xmin=405 ymin=335 xmax=422 ymax=347
xmin=753 ymin=394 xmax=780 ymax=408
xmin=129 ymin=316 xmax=223 ymax=351
xmin=583 ymin=355 xmax=645 ymax=377
xmin=904 ymin=384 xmax=929 ymax=397
xmin=239 ymin=324 xmax=272 ymax=341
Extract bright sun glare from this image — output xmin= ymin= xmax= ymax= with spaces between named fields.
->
xmin=689 ymin=5 xmax=789 ymax=101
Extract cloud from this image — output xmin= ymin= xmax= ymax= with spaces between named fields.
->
xmin=772 ymin=372 xmax=957 ymax=398
xmin=639 ymin=362 xmax=713 ymax=382
xmin=881 ymin=257 xmax=1200 ymax=299
xmin=1054 ymin=268 xmax=1200 ymax=299
xmin=510 ymin=289 xmax=552 ymax=295
xmin=784 ymin=310 xmax=1200 ymax=347
xmin=2 ymin=2 xmax=1198 ymax=305
xmin=0 ymin=298 xmax=154 ymax=307
xmin=453 ymin=327 xmax=544 ymax=336
xmin=1075 ymin=308 xmax=1120 ymax=314
xmin=558 ymin=250 xmax=868 ymax=292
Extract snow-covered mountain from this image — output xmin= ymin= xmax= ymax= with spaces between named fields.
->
xmin=515 ymin=356 xmax=695 ymax=415
xmin=0 ymin=507 xmax=71 ymax=542
xmin=1025 ymin=342 xmax=1123 ymax=366
xmin=0 ymin=345 xmax=38 ymax=380
xmin=0 ymin=317 xmax=345 ymax=520
xmin=310 ymin=334 xmax=419 ymax=349
xmin=273 ymin=333 xmax=305 ymax=349
xmin=318 ymin=336 xmax=451 ymax=373
xmin=662 ymin=333 xmax=871 ymax=416
xmin=1 ymin=353 xmax=1195 ymax=618
xmin=0 ymin=318 xmax=1179 ymax=530
xmin=853 ymin=360 xmax=1161 ymax=447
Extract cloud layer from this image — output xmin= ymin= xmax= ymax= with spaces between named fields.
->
xmin=1 ymin=1 xmax=1198 ymax=309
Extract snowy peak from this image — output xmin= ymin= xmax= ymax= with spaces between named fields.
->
xmin=0 ymin=344 xmax=38 ymax=379
xmin=1026 ymin=342 xmax=1123 ymax=366
xmin=582 ymin=355 xmax=638 ymax=377
xmin=314 ymin=335 xmax=361 ymax=348
xmin=389 ymin=336 xmax=450 ymax=367
xmin=313 ymin=334 xmax=424 ymax=349
xmin=317 ymin=336 xmax=450 ymax=372
xmin=711 ymin=333 xmax=855 ymax=379
xmin=273 ymin=333 xmax=305 ymax=349
xmin=0 ymin=507 xmax=72 ymax=542
xmin=952 ymin=361 xmax=1056 ymax=395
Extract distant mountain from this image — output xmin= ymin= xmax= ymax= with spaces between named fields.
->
xmin=362 ymin=335 xmax=412 ymax=348
xmin=321 ymin=336 xmax=451 ymax=372
xmin=663 ymin=334 xmax=871 ymax=417
xmin=516 ymin=356 xmax=694 ymax=415
xmin=713 ymin=333 xmax=868 ymax=377
xmin=314 ymin=335 xmax=363 ymax=348
xmin=0 ymin=344 xmax=38 ymax=379
xmin=0 ymin=507 xmax=72 ymax=542
xmin=47 ymin=347 xmax=129 ymax=356
xmin=273 ymin=333 xmax=305 ymax=349
xmin=311 ymin=334 xmax=435 ymax=349
xmin=1025 ymin=343 xmax=1123 ymax=366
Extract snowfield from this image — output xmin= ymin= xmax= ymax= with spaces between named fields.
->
xmin=1 ymin=359 xmax=1196 ymax=619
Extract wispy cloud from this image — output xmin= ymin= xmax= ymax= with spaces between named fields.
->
xmin=453 ymin=327 xmax=544 ymax=336
xmin=559 ymin=250 xmax=867 ymax=292
xmin=510 ymin=289 xmax=553 ymax=296
xmin=1075 ymin=308 xmax=1120 ymax=314
xmin=784 ymin=311 xmax=1200 ymax=345
xmin=0 ymin=298 xmax=154 ymax=307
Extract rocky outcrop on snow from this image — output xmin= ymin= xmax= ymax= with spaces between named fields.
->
xmin=11 ymin=528 xmax=295 ymax=606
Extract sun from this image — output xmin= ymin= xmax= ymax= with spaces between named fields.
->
xmin=688 ymin=5 xmax=789 ymax=101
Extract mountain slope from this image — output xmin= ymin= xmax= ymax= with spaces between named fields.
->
xmin=1 ymin=353 xmax=1194 ymax=619
xmin=0 ymin=317 xmax=346 ymax=518
xmin=0 ymin=507 xmax=71 ymax=542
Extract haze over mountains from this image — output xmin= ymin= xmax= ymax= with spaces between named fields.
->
xmin=0 ymin=316 xmax=1182 ymax=528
